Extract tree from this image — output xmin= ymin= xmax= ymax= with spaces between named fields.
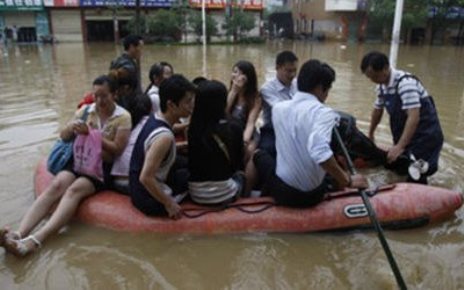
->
xmin=126 ymin=15 xmax=147 ymax=36
xmin=172 ymin=0 xmax=191 ymax=43
xmin=366 ymin=0 xmax=427 ymax=43
xmin=148 ymin=9 xmax=183 ymax=41
xmin=427 ymin=0 xmax=464 ymax=44
xmin=222 ymin=8 xmax=256 ymax=41
xmin=188 ymin=10 xmax=219 ymax=42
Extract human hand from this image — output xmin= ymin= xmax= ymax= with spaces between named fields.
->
xmin=350 ymin=174 xmax=369 ymax=189
xmin=165 ymin=199 xmax=182 ymax=220
xmin=387 ymin=145 xmax=404 ymax=163
xmin=72 ymin=120 xmax=89 ymax=135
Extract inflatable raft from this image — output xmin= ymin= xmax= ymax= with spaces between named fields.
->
xmin=34 ymin=159 xmax=463 ymax=234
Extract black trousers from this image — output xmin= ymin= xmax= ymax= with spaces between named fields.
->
xmin=253 ymin=150 xmax=333 ymax=208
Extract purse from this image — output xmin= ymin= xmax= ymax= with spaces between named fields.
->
xmin=46 ymin=106 xmax=90 ymax=175
xmin=72 ymin=128 xmax=104 ymax=181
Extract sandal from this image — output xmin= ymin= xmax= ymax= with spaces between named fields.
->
xmin=4 ymin=235 xmax=41 ymax=257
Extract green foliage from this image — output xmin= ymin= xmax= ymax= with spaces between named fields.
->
xmin=367 ymin=0 xmax=427 ymax=40
xmin=223 ymin=8 xmax=256 ymax=39
xmin=426 ymin=0 xmax=464 ymax=44
xmin=125 ymin=15 xmax=147 ymax=35
xmin=147 ymin=9 xmax=183 ymax=39
xmin=188 ymin=10 xmax=219 ymax=39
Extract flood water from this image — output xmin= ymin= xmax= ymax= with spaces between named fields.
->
xmin=1 ymin=41 xmax=464 ymax=289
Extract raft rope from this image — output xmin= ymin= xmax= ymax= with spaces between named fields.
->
xmin=182 ymin=200 xmax=275 ymax=219
xmin=182 ymin=185 xmax=384 ymax=219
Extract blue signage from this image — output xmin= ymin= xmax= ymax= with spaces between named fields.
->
xmin=428 ymin=6 xmax=464 ymax=19
xmin=80 ymin=0 xmax=174 ymax=7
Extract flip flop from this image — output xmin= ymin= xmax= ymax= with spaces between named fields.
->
xmin=4 ymin=235 xmax=41 ymax=258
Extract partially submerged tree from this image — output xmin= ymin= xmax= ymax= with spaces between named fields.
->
xmin=367 ymin=0 xmax=427 ymax=43
xmin=428 ymin=0 xmax=464 ymax=44
xmin=188 ymin=10 xmax=218 ymax=42
xmin=148 ymin=9 xmax=183 ymax=41
xmin=223 ymin=8 xmax=256 ymax=41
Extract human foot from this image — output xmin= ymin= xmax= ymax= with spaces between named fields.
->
xmin=0 ymin=228 xmax=8 ymax=247
xmin=4 ymin=235 xmax=41 ymax=257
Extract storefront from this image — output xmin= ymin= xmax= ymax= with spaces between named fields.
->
xmin=81 ymin=0 xmax=173 ymax=42
xmin=44 ymin=0 xmax=82 ymax=42
xmin=189 ymin=0 xmax=263 ymax=39
xmin=0 ymin=0 xmax=49 ymax=42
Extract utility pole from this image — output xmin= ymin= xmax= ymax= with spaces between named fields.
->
xmin=389 ymin=0 xmax=404 ymax=68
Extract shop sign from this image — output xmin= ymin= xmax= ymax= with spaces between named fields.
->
xmin=0 ymin=0 xmax=43 ymax=11
xmin=43 ymin=0 xmax=79 ymax=7
xmin=80 ymin=0 xmax=174 ymax=7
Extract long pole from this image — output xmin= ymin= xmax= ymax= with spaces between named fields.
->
xmin=201 ymin=0 xmax=207 ymax=47
xmin=389 ymin=0 xmax=404 ymax=68
xmin=333 ymin=128 xmax=407 ymax=290
xmin=201 ymin=0 xmax=207 ymax=77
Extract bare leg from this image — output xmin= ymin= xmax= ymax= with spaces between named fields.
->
xmin=33 ymin=176 xmax=96 ymax=244
xmin=4 ymin=176 xmax=96 ymax=257
xmin=16 ymin=171 xmax=76 ymax=238
xmin=242 ymin=140 xmax=258 ymax=195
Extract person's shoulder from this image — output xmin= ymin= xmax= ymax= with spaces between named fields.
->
xmin=115 ymin=105 xmax=132 ymax=118
xmin=110 ymin=54 xmax=136 ymax=70
xmin=273 ymin=98 xmax=292 ymax=113
xmin=260 ymin=77 xmax=278 ymax=91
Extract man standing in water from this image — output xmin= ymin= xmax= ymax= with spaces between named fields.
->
xmin=110 ymin=35 xmax=144 ymax=94
xmin=361 ymin=51 xmax=443 ymax=184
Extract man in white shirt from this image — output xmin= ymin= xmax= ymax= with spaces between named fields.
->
xmin=255 ymin=59 xmax=368 ymax=207
xmin=258 ymin=50 xmax=298 ymax=158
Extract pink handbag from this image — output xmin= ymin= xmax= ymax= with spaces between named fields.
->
xmin=73 ymin=129 xmax=104 ymax=181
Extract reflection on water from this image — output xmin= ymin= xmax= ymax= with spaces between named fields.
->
xmin=1 ymin=41 xmax=464 ymax=289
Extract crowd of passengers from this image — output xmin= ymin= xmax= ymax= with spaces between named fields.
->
xmin=0 ymin=35 xmax=443 ymax=257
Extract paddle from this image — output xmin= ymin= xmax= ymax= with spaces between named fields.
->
xmin=333 ymin=127 xmax=407 ymax=290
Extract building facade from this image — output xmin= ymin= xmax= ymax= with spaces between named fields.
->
xmin=1 ymin=0 xmax=263 ymax=42
xmin=290 ymin=0 xmax=368 ymax=41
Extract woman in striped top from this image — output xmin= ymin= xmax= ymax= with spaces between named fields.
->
xmin=188 ymin=80 xmax=245 ymax=205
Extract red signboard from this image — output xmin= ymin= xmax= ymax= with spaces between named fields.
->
xmin=44 ymin=0 xmax=79 ymax=6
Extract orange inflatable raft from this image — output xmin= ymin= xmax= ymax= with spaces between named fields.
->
xmin=34 ymin=159 xmax=463 ymax=234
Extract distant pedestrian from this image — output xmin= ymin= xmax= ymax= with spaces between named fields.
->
xmin=110 ymin=35 xmax=144 ymax=94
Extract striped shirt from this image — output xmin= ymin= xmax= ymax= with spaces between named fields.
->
xmin=273 ymin=92 xmax=339 ymax=192
xmin=189 ymin=179 xmax=239 ymax=204
xmin=374 ymin=68 xmax=429 ymax=111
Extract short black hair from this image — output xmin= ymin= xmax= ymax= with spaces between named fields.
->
xmin=360 ymin=51 xmax=389 ymax=73
xmin=148 ymin=61 xmax=173 ymax=83
xmin=297 ymin=59 xmax=335 ymax=93
xmin=276 ymin=51 xmax=298 ymax=66
xmin=159 ymin=74 xmax=195 ymax=113
xmin=192 ymin=76 xmax=208 ymax=86
xmin=93 ymin=75 xmax=117 ymax=93
xmin=123 ymin=35 xmax=143 ymax=51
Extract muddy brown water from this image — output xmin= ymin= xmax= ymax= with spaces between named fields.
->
xmin=1 ymin=41 xmax=463 ymax=289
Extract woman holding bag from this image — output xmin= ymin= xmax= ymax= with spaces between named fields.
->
xmin=0 ymin=75 xmax=131 ymax=257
